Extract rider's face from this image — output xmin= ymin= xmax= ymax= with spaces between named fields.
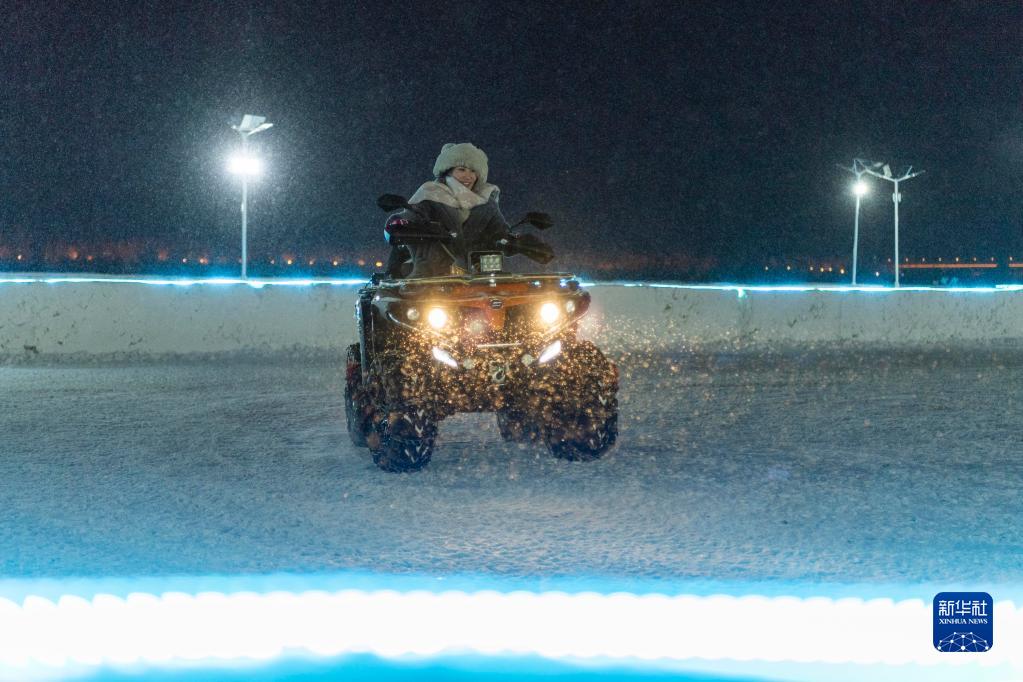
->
xmin=451 ymin=166 xmax=478 ymax=189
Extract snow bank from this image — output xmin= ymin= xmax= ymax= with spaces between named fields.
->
xmin=0 ymin=277 xmax=358 ymax=360
xmin=584 ymin=283 xmax=1023 ymax=352
xmin=2 ymin=276 xmax=1022 ymax=360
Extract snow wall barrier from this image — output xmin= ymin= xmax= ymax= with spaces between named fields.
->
xmin=2 ymin=276 xmax=1023 ymax=361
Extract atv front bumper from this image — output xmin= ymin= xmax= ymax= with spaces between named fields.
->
xmin=401 ymin=340 xmax=566 ymax=414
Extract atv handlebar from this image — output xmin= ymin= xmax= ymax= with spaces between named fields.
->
xmin=386 ymin=223 xmax=453 ymax=245
xmin=378 ymin=193 xmax=555 ymax=263
xmin=499 ymin=233 xmax=555 ymax=264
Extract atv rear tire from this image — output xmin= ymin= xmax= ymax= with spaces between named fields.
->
xmin=496 ymin=409 xmax=543 ymax=443
xmin=543 ymin=341 xmax=619 ymax=462
xmin=372 ymin=404 xmax=437 ymax=472
xmin=344 ymin=343 xmax=374 ymax=447
xmin=545 ymin=403 xmax=618 ymax=461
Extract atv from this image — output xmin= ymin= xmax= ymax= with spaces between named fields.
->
xmin=344 ymin=194 xmax=619 ymax=472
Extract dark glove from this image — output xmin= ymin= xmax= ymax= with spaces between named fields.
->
xmin=384 ymin=216 xmax=412 ymax=244
xmin=385 ymin=216 xmax=451 ymax=245
xmin=504 ymin=233 xmax=555 ymax=264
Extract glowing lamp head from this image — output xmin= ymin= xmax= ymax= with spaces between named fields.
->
xmin=228 ymin=155 xmax=263 ymax=176
xmin=406 ymin=307 xmax=420 ymax=322
xmin=539 ymin=302 xmax=560 ymax=325
xmin=427 ymin=307 xmax=449 ymax=330
xmin=852 ymin=180 xmax=869 ymax=197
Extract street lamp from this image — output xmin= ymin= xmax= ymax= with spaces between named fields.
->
xmin=229 ymin=114 xmax=273 ymax=278
xmin=838 ymin=159 xmax=879 ymax=286
xmin=862 ymin=162 xmax=924 ymax=288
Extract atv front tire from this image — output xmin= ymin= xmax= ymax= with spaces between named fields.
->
xmin=543 ymin=341 xmax=619 ymax=461
xmin=344 ymin=343 xmax=374 ymax=447
xmin=545 ymin=403 xmax=618 ymax=461
xmin=372 ymin=404 xmax=437 ymax=473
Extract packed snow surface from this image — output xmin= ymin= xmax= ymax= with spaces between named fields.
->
xmin=2 ymin=349 xmax=1022 ymax=584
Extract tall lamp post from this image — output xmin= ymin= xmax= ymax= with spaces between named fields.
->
xmin=862 ymin=163 xmax=924 ymax=288
xmin=838 ymin=159 xmax=879 ymax=285
xmin=229 ymin=114 xmax=273 ymax=278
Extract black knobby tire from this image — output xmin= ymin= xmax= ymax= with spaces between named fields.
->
xmin=344 ymin=343 xmax=373 ymax=447
xmin=543 ymin=340 xmax=619 ymax=462
xmin=496 ymin=409 xmax=543 ymax=443
xmin=372 ymin=404 xmax=437 ymax=473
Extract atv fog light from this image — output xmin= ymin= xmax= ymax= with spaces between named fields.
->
xmin=564 ymin=300 xmax=576 ymax=314
xmin=539 ymin=302 xmax=560 ymax=324
xmin=479 ymin=253 xmax=503 ymax=272
xmin=538 ymin=340 xmax=562 ymax=364
xmin=406 ymin=306 xmax=420 ymax=321
xmin=432 ymin=346 xmax=459 ymax=369
xmin=427 ymin=307 xmax=449 ymax=329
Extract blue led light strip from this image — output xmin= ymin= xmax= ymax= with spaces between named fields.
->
xmin=583 ymin=281 xmax=1023 ymax=294
xmin=1 ymin=275 xmax=1021 ymax=293
xmin=0 ymin=275 xmax=368 ymax=288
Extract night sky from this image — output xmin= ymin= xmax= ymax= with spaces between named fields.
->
xmin=3 ymin=1 xmax=1022 ymax=269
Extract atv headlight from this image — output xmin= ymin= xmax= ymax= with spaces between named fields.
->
xmin=538 ymin=339 xmax=562 ymax=364
xmin=539 ymin=302 xmax=560 ymax=325
xmin=406 ymin=306 xmax=420 ymax=321
xmin=427 ymin=307 xmax=449 ymax=329
xmin=564 ymin=300 xmax=576 ymax=314
xmin=431 ymin=346 xmax=459 ymax=368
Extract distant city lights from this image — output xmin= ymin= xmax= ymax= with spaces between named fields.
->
xmin=2 ymin=247 xmax=1023 ymax=285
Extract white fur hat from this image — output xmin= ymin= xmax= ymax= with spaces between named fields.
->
xmin=432 ymin=142 xmax=489 ymax=184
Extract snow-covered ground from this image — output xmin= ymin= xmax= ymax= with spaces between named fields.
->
xmin=3 ymin=348 xmax=1022 ymax=586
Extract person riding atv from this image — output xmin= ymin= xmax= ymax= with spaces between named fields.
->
xmin=384 ymin=142 xmax=551 ymax=278
xmin=345 ymin=143 xmax=617 ymax=472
